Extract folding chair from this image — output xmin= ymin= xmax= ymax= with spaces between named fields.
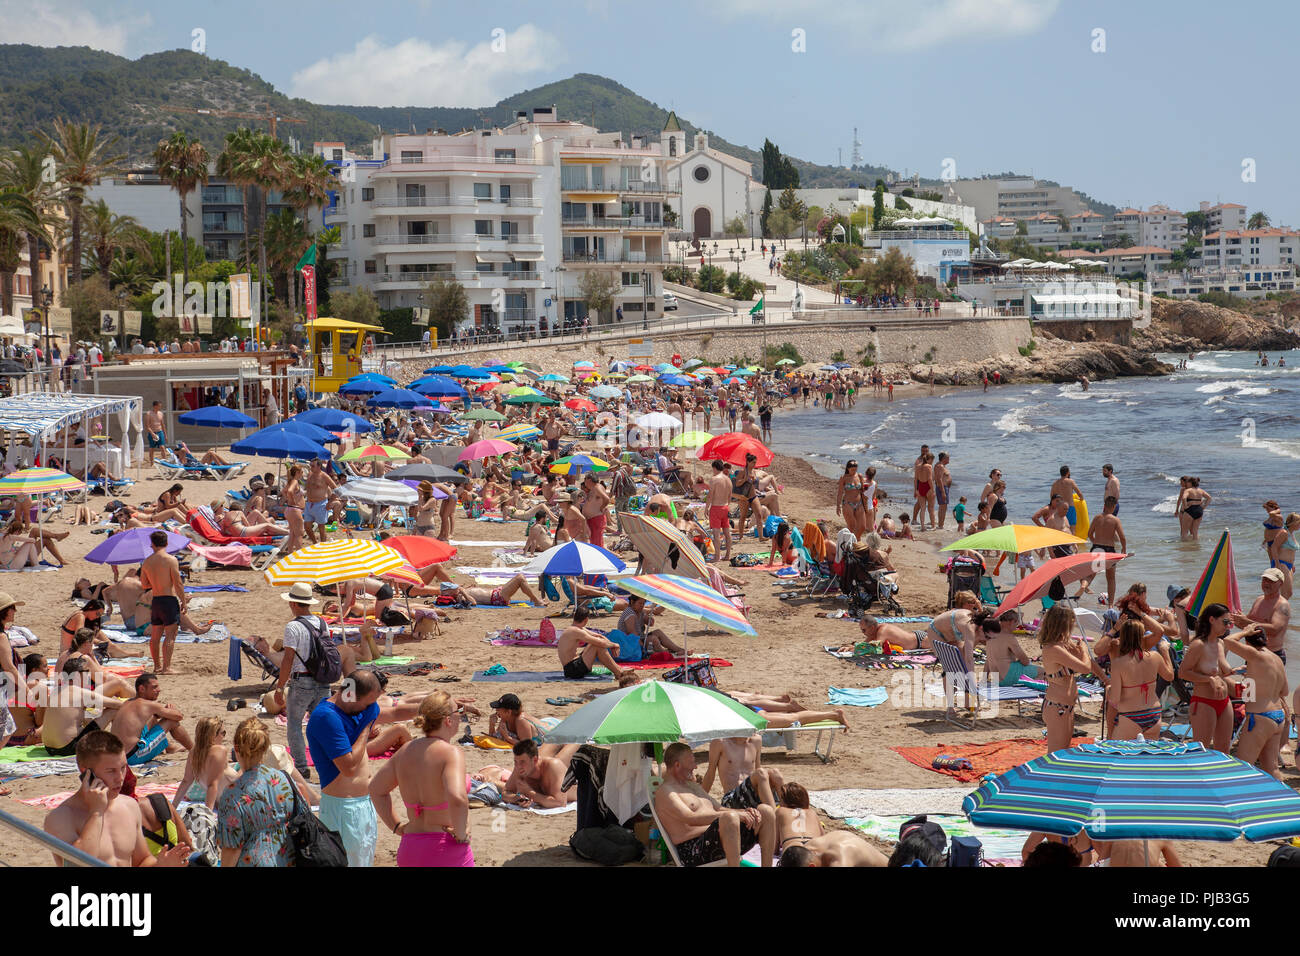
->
xmin=645 ymin=764 xmax=727 ymax=867
xmin=927 ymin=639 xmax=1045 ymax=728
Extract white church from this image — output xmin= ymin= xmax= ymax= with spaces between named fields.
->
xmin=661 ymin=112 xmax=764 ymax=241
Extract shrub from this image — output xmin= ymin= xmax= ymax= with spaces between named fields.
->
xmin=764 ymin=342 xmax=804 ymax=367
xmin=1018 ymin=339 xmax=1037 ymax=357
xmin=697 ymin=264 xmax=726 ymax=294
xmin=830 ymin=349 xmax=846 ymax=362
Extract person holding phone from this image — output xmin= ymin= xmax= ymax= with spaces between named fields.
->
xmin=43 ymin=729 xmax=190 ymax=867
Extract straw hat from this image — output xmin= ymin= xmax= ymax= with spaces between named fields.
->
xmin=0 ymin=593 xmax=25 ymax=615
xmin=280 ymin=582 xmax=321 ymax=606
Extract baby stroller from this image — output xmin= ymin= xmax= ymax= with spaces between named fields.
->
xmin=839 ymin=548 xmax=904 ymax=616
xmin=946 ymin=558 xmax=985 ymax=608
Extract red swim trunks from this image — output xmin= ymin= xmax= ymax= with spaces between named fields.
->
xmin=709 ymin=505 xmax=730 ymax=530
xmin=586 ymin=513 xmax=607 ymax=548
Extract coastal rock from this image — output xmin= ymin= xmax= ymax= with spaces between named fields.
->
xmin=1134 ymin=299 xmax=1300 ymax=351
xmin=899 ymin=333 xmax=1171 ymax=386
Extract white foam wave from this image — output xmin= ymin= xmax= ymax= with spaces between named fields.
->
xmin=1097 ymin=398 xmax=1121 ymax=404
xmin=1151 ymin=494 xmax=1180 ymax=515
xmin=1195 ymin=380 xmax=1255 ymax=394
xmin=839 ymin=442 xmax=868 ymax=452
xmin=1057 ymin=383 xmax=1092 ymax=401
xmin=1238 ymin=386 xmax=1273 ymax=396
xmin=1125 ymin=402 xmax=1140 ymax=406
xmin=1155 ymin=473 xmax=1181 ymax=484
xmin=994 ymin=404 xmax=1049 ymax=435
xmin=1244 ymin=437 xmax=1300 ymax=462
xmin=870 ymin=412 xmax=905 ymax=436
xmin=1203 ymin=395 xmax=1227 ymax=406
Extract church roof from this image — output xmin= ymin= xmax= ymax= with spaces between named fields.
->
xmin=662 ymin=111 xmax=682 ymax=132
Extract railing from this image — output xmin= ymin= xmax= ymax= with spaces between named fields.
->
xmin=618 ymin=181 xmax=681 ymax=194
xmin=866 ymin=230 xmax=967 ymax=240
xmin=376 ymin=271 xmax=541 ymax=283
xmin=373 ymin=234 xmax=538 ymax=245
xmin=0 ymin=805 xmax=110 ymax=867
xmin=372 ymin=196 xmax=475 ymax=208
xmin=508 ymin=197 xmax=543 ymax=208
xmin=562 ymin=217 xmax=666 ymax=229
xmin=376 ymin=155 xmax=544 ymax=169
xmin=561 ymin=253 xmax=667 ymax=264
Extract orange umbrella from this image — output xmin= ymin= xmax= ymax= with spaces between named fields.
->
xmin=992 ymin=551 xmax=1128 ymax=616
xmin=381 ymin=534 xmax=458 ymax=568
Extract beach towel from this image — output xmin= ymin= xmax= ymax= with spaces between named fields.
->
xmin=0 ymin=758 xmax=80 ymax=780
xmin=186 ymin=584 xmax=249 ymax=593
xmin=104 ymin=665 xmax=145 ymax=679
xmin=500 ymin=801 xmax=577 ymax=815
xmin=891 ymin=737 xmax=1093 ymax=783
xmin=597 ymin=654 xmax=734 ymax=672
xmin=368 ymin=655 xmax=414 ymax=667
xmin=20 ymin=783 xmax=178 ymax=810
xmin=472 ymin=669 xmax=612 ymax=683
xmin=827 ymin=687 xmax=890 ymax=708
xmin=449 ymin=539 xmax=522 ymax=548
xmin=189 ymin=542 xmax=253 ymax=567
xmin=843 ymin=813 xmax=1026 ymax=864
xmin=473 ymin=735 xmax=514 ymax=750
xmin=0 ymin=561 xmax=57 ymax=573
xmin=0 ymin=744 xmax=56 ymax=762
xmin=809 ymin=787 xmax=970 ymax=819
xmin=100 ymin=625 xmax=226 ymax=645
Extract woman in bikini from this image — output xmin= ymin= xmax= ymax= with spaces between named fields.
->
xmin=860 ymin=466 xmax=879 ymax=534
xmin=367 ymin=692 xmax=473 ymax=867
xmin=0 ymin=520 xmax=41 ymax=570
xmin=1267 ymin=512 xmax=1299 ymax=599
xmin=1179 ymin=477 xmax=1211 ymax=541
xmin=776 ymin=783 xmax=824 ymax=855
xmin=926 ymin=591 xmax=995 ymax=714
xmin=1178 ymin=602 xmax=1236 ymax=753
xmin=281 ymin=465 xmax=306 ymax=552
xmin=1223 ymin=624 xmax=1290 ymax=779
xmin=173 ymin=716 xmax=230 ymax=809
xmin=1263 ymin=500 xmax=1285 ymax=564
xmin=836 ymin=460 xmax=867 ymax=538
xmin=1038 ymin=604 xmax=1094 ymax=753
xmin=1103 ymin=620 xmax=1173 ymax=740
xmin=414 ymin=481 xmax=440 ymax=536
xmin=220 ymin=502 xmax=285 ymax=538
xmin=148 ymin=484 xmax=190 ymax=524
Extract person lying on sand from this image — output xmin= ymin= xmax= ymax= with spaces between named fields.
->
xmin=501 ymin=739 xmax=577 ymax=809
xmin=724 ymin=690 xmax=850 ymax=732
xmin=778 ymin=831 xmax=888 ymax=867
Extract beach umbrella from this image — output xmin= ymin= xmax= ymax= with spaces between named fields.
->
xmin=606 ymin=373 xmax=628 ymax=381
xmin=731 ymin=368 xmax=756 ymax=377
xmin=636 ymin=412 xmax=682 ymax=430
xmin=668 ymin=430 xmax=713 ymax=449
xmin=550 ymin=454 xmax=610 ymax=475
xmin=963 ymin=739 xmax=1300 ymax=842
xmin=504 ymin=393 xmax=557 ymax=406
xmin=461 ymin=408 xmax=507 ymax=422
xmin=542 ymin=680 xmax=766 ymax=745
xmin=410 ymin=376 xmax=468 ymax=398
xmin=458 ymin=438 xmax=517 ymax=461
xmin=292 ymin=409 xmax=375 ymax=434
xmin=618 ymin=573 xmax=757 ymax=638
xmin=451 ymin=367 xmax=498 ymax=382
xmin=385 ymin=462 xmax=469 ymax=484
xmin=654 ymin=363 xmax=676 ymax=373
xmin=657 ymin=374 xmax=692 ymax=387
xmin=617 ymin=513 xmax=710 ymax=581
xmin=524 ymin=540 xmax=626 ymax=577
xmin=539 ymin=373 xmax=570 ymax=383
xmin=506 ymin=386 xmax=542 ymax=397
xmin=698 ymin=432 xmax=773 ymax=467
xmin=231 ymin=426 xmax=330 ymax=461
xmin=992 ymin=551 xmax=1129 ymax=616
xmin=338 ymin=379 xmax=387 ymax=396
xmin=589 ymin=385 xmax=621 ymax=400
xmin=347 ymin=373 xmax=397 ymax=385
xmin=683 ymin=359 xmax=704 ymax=369
xmin=1188 ymin=530 xmax=1242 ymax=617
xmin=721 ymin=377 xmax=744 ymax=386
xmin=367 ymin=387 xmax=429 ymax=409
xmin=381 ymin=534 xmax=457 ymax=568
xmin=482 ymin=365 xmax=516 ymax=373
xmin=395 ymin=479 xmax=447 ymax=499
xmin=264 ymin=538 xmax=406 ymax=586
xmin=275 ymin=419 xmax=340 ymax=444
xmin=177 ymin=406 xmax=258 ymax=428
xmin=626 ymin=374 xmax=654 ymax=384
xmin=573 ymin=360 xmax=596 ymax=369
xmin=774 ymin=358 xmax=797 ymax=366
xmin=425 ymin=365 xmax=457 ymax=374
xmin=379 ymin=561 xmax=425 ymax=589
xmin=496 ymin=423 xmax=542 ymax=442
xmin=0 ymin=467 xmax=85 ymax=496
xmin=565 ymin=398 xmax=597 ymax=413
xmin=942 ymin=524 xmax=1087 ymax=554
xmin=337 ymin=444 xmax=410 ymax=463
xmin=338 ymin=478 xmax=418 ymax=506
xmin=85 ymin=527 xmax=191 ymax=565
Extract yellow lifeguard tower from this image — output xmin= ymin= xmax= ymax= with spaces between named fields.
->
xmin=306 ymin=317 xmax=388 ymax=393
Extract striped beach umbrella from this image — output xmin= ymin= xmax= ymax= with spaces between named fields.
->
xmin=589 ymin=385 xmax=621 ymax=400
xmin=524 ymin=541 xmax=625 ymax=577
xmin=337 ymin=478 xmax=418 ymax=506
xmin=0 ymin=467 xmax=84 ymax=496
xmin=617 ymin=573 xmax=756 ymax=637
xmin=337 ymin=444 xmax=410 ymax=463
xmin=264 ymin=538 xmax=406 ymax=586
xmin=963 ymin=740 xmax=1300 ymax=842
xmin=618 ymin=513 xmax=710 ymax=581
xmin=380 ymin=561 xmax=425 ymax=588
xmin=541 ymin=681 xmax=766 ymax=745
xmin=1188 ymin=529 xmax=1242 ymax=617
xmin=549 ymin=454 xmax=610 ymax=475
xmin=496 ymin=423 xmax=542 ymax=442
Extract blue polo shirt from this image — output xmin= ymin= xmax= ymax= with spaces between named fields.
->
xmin=305 ymin=699 xmax=380 ymax=789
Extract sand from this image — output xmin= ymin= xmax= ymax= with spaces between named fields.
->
xmin=0 ymin=435 xmax=1280 ymax=867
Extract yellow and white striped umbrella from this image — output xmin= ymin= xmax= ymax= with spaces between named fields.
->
xmin=263 ymin=538 xmax=406 ymax=587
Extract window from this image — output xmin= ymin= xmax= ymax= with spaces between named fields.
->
xmin=476 ymin=262 xmax=494 ymax=273
xmin=364 ymin=260 xmax=376 ymax=273
xmin=669 ymin=137 xmax=677 ymax=157
xmin=332 ymin=149 xmax=343 ymax=162
xmin=622 ymin=272 xmax=640 ymax=286
xmin=350 ymin=226 xmax=355 ymax=240
xmin=501 ymin=221 xmax=518 ymax=239
xmin=361 ymin=188 xmax=374 ymax=201
xmin=400 ymin=150 xmax=423 ymax=164
xmin=693 ymin=165 xmax=710 ymax=182
xmin=494 ymin=149 xmax=516 ymax=163
xmin=363 ymin=224 xmax=375 ymax=237
xmin=473 ymin=182 xmax=492 ymax=199
xmin=591 ymin=166 xmax=604 ymax=188
xmin=475 ymin=220 xmax=492 ymax=236
xmin=499 ymin=184 xmax=511 ymax=201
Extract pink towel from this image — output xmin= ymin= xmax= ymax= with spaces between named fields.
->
xmin=190 ymin=542 xmax=253 ymax=567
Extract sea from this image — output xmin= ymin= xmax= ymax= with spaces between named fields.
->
xmin=767 ymin=348 xmax=1300 ymax=668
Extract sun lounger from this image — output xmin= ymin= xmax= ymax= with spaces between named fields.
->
xmin=156 ymin=450 xmax=247 ymax=481
xmin=760 ymin=720 xmax=849 ymax=764
xmin=186 ymin=507 xmax=279 ymax=546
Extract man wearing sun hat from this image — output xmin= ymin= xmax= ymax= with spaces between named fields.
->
xmin=274 ymin=582 xmax=337 ymax=779
xmin=1233 ymin=568 xmax=1292 ymax=664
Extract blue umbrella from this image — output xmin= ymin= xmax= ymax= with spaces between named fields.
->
xmin=276 ymin=419 xmax=340 ymax=444
xmin=410 ymin=376 xmax=468 ymax=399
xmin=232 ymin=425 xmax=331 ymax=460
xmin=292 ymin=408 xmax=375 ymax=433
xmin=658 ymin=374 xmax=692 ymax=386
xmin=347 ymin=373 xmax=397 ymax=386
xmin=85 ymin=528 xmax=191 ymax=565
xmin=451 ymin=366 xmax=496 ymax=381
xmin=177 ymin=406 xmax=258 ymax=428
xmin=963 ymin=739 xmax=1300 ymax=842
xmin=523 ymin=541 xmax=625 ymax=577
xmin=424 ymin=365 xmax=457 ymax=374
xmin=367 ymin=387 xmax=430 ymax=409
xmin=339 ymin=379 xmax=387 ymax=396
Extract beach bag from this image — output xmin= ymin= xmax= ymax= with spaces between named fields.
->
xmin=293 ymin=615 xmax=341 ymax=685
xmin=948 ymin=836 xmax=983 ymax=867
xmin=664 ymin=658 xmax=717 ymax=689
xmin=763 ymin=514 xmax=783 ymax=538
xmin=279 ymin=771 xmax=347 ymax=868
xmin=179 ymin=802 xmax=220 ymax=866
xmin=608 ymin=629 xmax=642 ymax=663
xmin=380 ymin=606 xmax=411 ymax=627
xmin=570 ymin=825 xmax=643 ymax=866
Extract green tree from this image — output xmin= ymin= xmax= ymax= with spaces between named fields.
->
xmin=151 ymin=131 xmax=209 ymax=292
xmin=779 ymin=157 xmax=799 ymax=189
xmin=0 ymin=144 xmax=64 ymax=311
xmin=42 ymin=119 xmax=126 ymax=286
xmin=760 ymin=189 xmax=773 ymax=237
xmin=876 ymin=246 xmax=916 ymax=296
xmin=767 ymin=208 xmax=796 ymax=242
xmin=330 ymin=286 xmax=381 ymax=327
xmin=805 ymin=205 xmax=824 ymax=243
xmin=1184 ymin=210 xmax=1207 ymax=237
xmin=61 ymin=273 xmax=118 ymax=342
xmin=576 ymin=269 xmax=621 ymax=324
xmin=724 ymin=215 xmax=746 ymax=246
xmin=1248 ymin=211 xmax=1271 ymax=230
xmin=696 ymin=264 xmax=726 ymax=294
xmin=872 ymin=183 xmax=885 ymax=227
xmin=258 ymin=209 xmax=310 ymax=309
xmin=81 ymin=198 xmax=145 ymax=281
xmin=760 ymin=138 xmax=783 ymax=188
xmin=423 ymin=275 xmax=469 ymax=337
xmin=0 ymin=190 xmax=40 ymax=316
xmin=1015 ymin=220 xmax=1028 ymax=236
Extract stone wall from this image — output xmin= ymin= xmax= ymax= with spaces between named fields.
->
xmin=1035 ymin=318 xmax=1132 ymax=346
xmin=384 ymin=317 xmax=1033 ymax=379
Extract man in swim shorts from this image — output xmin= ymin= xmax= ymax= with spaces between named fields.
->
xmin=706 ymin=459 xmax=733 ymax=561
xmin=110 ymin=673 xmax=191 ymax=766
xmin=556 ymin=607 xmax=634 ymax=683
xmin=304 ymin=458 xmax=336 ymax=544
xmin=654 ymin=742 xmax=775 ymax=867
xmin=140 ymin=530 xmax=185 ymax=675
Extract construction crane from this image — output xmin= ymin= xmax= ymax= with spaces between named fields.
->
xmin=168 ymin=105 xmax=306 ymax=139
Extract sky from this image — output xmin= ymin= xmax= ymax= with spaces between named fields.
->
xmin=6 ymin=0 xmax=1297 ymax=223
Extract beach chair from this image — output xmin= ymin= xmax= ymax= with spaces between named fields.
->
xmin=186 ymin=507 xmax=279 ymax=547
xmin=927 ymin=639 xmax=1044 ymax=729
xmin=760 ymin=721 xmax=849 ymax=763
xmin=645 ymin=765 xmax=727 ymax=868
xmin=978 ymin=575 xmax=1008 ymax=608
xmin=805 ymin=558 xmax=837 ymax=598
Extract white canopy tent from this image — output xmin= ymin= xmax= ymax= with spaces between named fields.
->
xmin=0 ymin=392 xmax=144 ymax=477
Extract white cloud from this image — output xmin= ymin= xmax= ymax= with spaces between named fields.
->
xmin=0 ymin=0 xmax=140 ymax=55
xmin=288 ymin=25 xmax=564 ymax=107
xmin=711 ymin=0 xmax=1059 ymax=49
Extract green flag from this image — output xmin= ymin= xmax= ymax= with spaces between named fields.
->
xmin=295 ymin=243 xmax=317 ymax=271
xmin=749 ymin=296 xmax=764 ymax=315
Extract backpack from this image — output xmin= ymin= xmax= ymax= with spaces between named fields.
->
xmin=292 ymin=615 xmax=341 ymax=684
xmin=569 ymin=825 xmax=643 ymax=866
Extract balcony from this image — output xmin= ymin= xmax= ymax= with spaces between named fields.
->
xmin=561 ymin=252 xmax=666 ymax=264
xmin=372 ymin=156 xmax=543 ymax=175
xmin=374 ymin=270 xmax=543 ymax=286
xmin=372 ymin=196 xmax=476 ymax=209
xmin=618 ymin=180 xmax=680 ymax=195
xmin=563 ymin=217 xmax=629 ymax=229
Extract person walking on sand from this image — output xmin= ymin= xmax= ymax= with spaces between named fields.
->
xmin=140 ymin=530 xmax=185 ymax=675
xmin=706 ymin=460 xmax=733 ymax=561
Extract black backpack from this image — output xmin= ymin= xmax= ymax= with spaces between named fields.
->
xmin=569 ymin=825 xmax=643 ymax=866
xmin=293 ymin=615 xmax=342 ymax=684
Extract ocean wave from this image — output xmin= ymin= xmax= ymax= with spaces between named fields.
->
xmin=1124 ymin=402 xmax=1140 ymax=407
xmin=1151 ymin=494 xmax=1180 ymax=515
xmin=1203 ymin=395 xmax=1228 ymax=406
xmin=1155 ymin=473 xmax=1182 ymax=484
xmin=1057 ymin=383 xmax=1092 ymax=401
xmin=839 ymin=442 xmax=868 ymax=452
xmin=870 ymin=412 xmax=905 ymax=436
xmin=994 ymin=403 xmax=1050 ymax=435
xmin=1244 ymin=437 xmax=1300 ymax=461
xmin=1237 ymin=386 xmax=1274 ymax=396
xmin=1097 ymin=398 xmax=1122 ymax=404
xmin=1195 ymin=380 xmax=1255 ymax=394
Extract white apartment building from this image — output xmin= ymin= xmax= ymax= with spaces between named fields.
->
xmin=1201 ymin=228 xmax=1300 ymax=271
xmin=320 ymin=107 xmax=676 ymax=336
xmin=1201 ymin=201 xmax=1247 ymax=234
xmin=1149 ymin=267 xmax=1296 ymax=299
xmin=952 ymin=177 xmax=1086 ymax=222
xmin=1096 ymin=245 xmax=1173 ymax=276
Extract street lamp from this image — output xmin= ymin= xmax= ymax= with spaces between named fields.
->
xmin=640 ymin=270 xmax=649 ymax=331
xmin=553 ymin=265 xmax=566 ymax=334
xmin=117 ymin=288 xmax=127 ymax=355
xmin=39 ymin=283 xmax=52 ymax=365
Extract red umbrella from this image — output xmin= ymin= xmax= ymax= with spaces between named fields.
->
xmin=993 ymin=551 xmax=1128 ymax=616
xmin=698 ymin=432 xmax=774 ymax=467
xmin=565 ymin=398 xmax=597 ymax=412
xmin=634 ymin=364 xmax=655 ymax=372
xmin=381 ymin=534 xmax=458 ymax=568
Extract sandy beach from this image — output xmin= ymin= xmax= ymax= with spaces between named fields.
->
xmin=0 ymin=423 xmax=1280 ymax=868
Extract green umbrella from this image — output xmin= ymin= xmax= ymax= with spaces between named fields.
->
xmin=461 ymin=408 xmax=507 ymax=422
xmin=542 ymin=680 xmax=766 ymax=745
xmin=504 ymin=394 xmax=558 ymax=406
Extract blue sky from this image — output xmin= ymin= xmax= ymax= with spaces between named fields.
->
xmin=9 ymin=0 xmax=1297 ymax=223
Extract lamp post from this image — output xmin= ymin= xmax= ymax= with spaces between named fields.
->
xmin=39 ymin=283 xmax=52 ymax=368
xmin=640 ymin=270 xmax=648 ymax=331
xmin=553 ymin=265 xmax=566 ymax=336
xmin=117 ymin=288 xmax=127 ymax=357
xmin=417 ymin=291 xmax=425 ymax=350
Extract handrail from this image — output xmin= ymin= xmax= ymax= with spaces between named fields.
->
xmin=0 ymin=805 xmax=110 ymax=867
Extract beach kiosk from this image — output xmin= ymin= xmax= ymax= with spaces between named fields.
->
xmin=307 ymin=317 xmax=388 ymax=393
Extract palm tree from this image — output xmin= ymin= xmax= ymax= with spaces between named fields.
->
xmin=0 ymin=144 xmax=65 ymax=313
xmin=41 ymin=119 xmax=126 ymax=287
xmin=1247 ymin=211 xmax=1271 ymax=230
xmin=0 ymin=190 xmax=41 ymax=315
xmin=152 ymin=132 xmax=209 ymax=291
xmin=280 ymin=153 xmax=336 ymax=311
xmin=81 ymin=198 xmax=145 ymax=281
xmin=259 ymin=208 xmax=309 ymax=309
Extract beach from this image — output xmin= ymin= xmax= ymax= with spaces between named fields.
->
xmin=0 ymin=424 xmax=1280 ymax=867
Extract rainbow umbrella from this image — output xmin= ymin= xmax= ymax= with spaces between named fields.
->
xmin=0 ymin=467 xmax=84 ymax=496
xmin=573 ymin=360 xmax=596 ymax=369
xmin=943 ymin=524 xmax=1088 ymax=554
xmin=263 ymin=538 xmax=406 ymax=586
xmin=992 ymin=551 xmax=1129 ymax=616
xmin=1188 ymin=530 xmax=1242 ymax=617
xmin=549 ymin=454 xmax=610 ymax=475
xmin=337 ymin=444 xmax=411 ymax=463
xmin=617 ymin=574 xmax=757 ymax=660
